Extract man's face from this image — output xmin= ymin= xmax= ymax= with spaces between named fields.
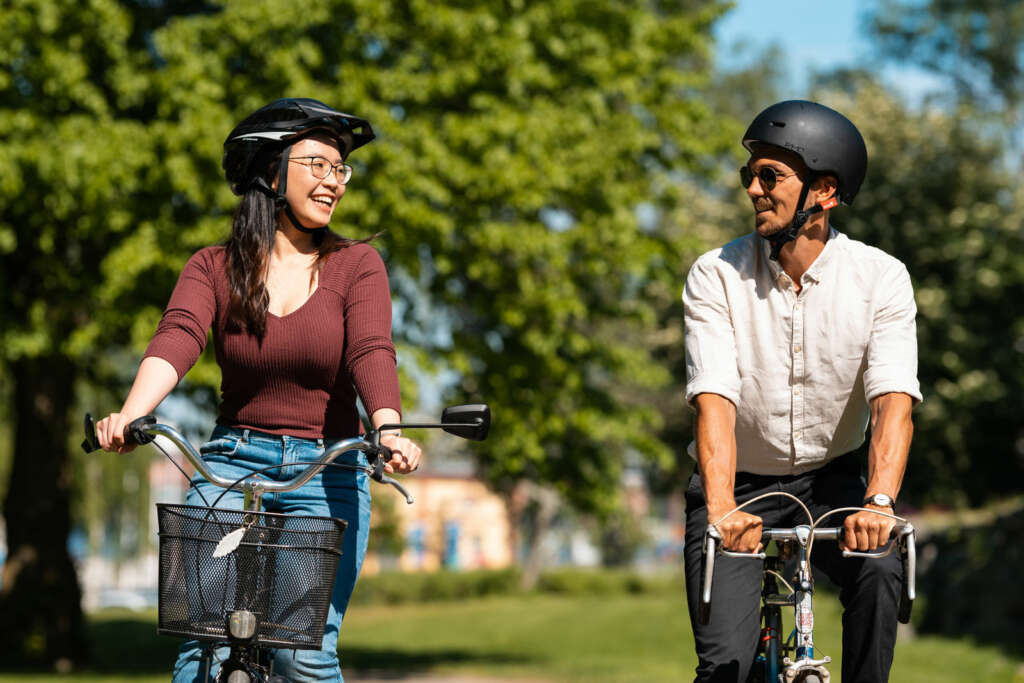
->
xmin=743 ymin=148 xmax=806 ymax=237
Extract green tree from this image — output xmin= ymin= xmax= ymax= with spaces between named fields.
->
xmin=1 ymin=0 xmax=733 ymax=663
xmin=810 ymin=78 xmax=1024 ymax=505
xmin=871 ymin=0 xmax=1024 ymax=111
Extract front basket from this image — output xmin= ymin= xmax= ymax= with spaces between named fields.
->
xmin=156 ymin=504 xmax=346 ymax=649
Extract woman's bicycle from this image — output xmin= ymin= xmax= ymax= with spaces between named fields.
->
xmin=698 ymin=493 xmax=917 ymax=683
xmin=81 ymin=404 xmax=491 ymax=683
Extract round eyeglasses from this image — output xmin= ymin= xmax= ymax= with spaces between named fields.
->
xmin=289 ymin=156 xmax=353 ymax=184
xmin=739 ymin=165 xmax=798 ymax=191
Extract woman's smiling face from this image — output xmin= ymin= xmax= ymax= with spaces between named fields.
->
xmin=279 ymin=134 xmax=346 ymax=229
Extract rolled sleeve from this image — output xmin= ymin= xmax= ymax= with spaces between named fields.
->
xmin=863 ymin=262 xmax=922 ymax=404
xmin=683 ymin=256 xmax=741 ymax=408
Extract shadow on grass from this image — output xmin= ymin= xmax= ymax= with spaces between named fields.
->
xmin=343 ymin=646 xmax=534 ymax=674
xmin=78 ymin=613 xmax=534 ymax=676
xmin=88 ymin=615 xmax=181 ymax=673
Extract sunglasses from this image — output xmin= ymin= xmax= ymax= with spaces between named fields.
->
xmin=739 ymin=166 xmax=798 ymax=191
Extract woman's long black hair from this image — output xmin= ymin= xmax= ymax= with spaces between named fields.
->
xmin=224 ymin=148 xmax=374 ymax=337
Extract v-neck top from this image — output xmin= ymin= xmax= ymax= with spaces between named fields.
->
xmin=144 ymin=243 xmax=400 ymax=439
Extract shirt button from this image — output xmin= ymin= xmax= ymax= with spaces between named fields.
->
xmin=794 ymin=431 xmax=803 ymax=441
xmin=794 ymin=387 xmax=801 ymax=396
xmin=794 ymin=345 xmax=802 ymax=353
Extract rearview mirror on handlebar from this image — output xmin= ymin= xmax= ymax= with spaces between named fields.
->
xmin=440 ymin=404 xmax=490 ymax=441
xmin=377 ymin=404 xmax=491 ymax=442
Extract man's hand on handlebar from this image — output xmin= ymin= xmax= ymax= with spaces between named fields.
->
xmin=842 ymin=505 xmax=896 ymax=551
xmin=379 ymin=433 xmax=423 ymax=474
xmin=709 ymin=507 xmax=764 ymax=553
xmin=95 ymin=413 xmax=142 ymax=454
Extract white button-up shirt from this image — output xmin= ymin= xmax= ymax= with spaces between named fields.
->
xmin=683 ymin=228 xmax=922 ymax=476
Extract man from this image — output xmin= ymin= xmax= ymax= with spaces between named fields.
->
xmin=681 ymin=100 xmax=921 ymax=683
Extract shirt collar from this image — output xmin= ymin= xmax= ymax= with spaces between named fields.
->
xmin=804 ymin=227 xmax=843 ymax=283
xmin=759 ymin=226 xmax=844 ymax=286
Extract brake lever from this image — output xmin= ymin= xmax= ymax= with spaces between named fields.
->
xmin=377 ymin=474 xmax=414 ymax=504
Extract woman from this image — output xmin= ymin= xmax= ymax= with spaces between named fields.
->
xmin=96 ymin=98 xmax=422 ymax=682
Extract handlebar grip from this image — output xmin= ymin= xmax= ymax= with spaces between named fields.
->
xmin=698 ymin=529 xmax=719 ymax=625
xmin=369 ymin=442 xmax=392 ymax=482
xmin=898 ymin=525 xmax=916 ymax=624
xmin=125 ymin=415 xmax=157 ymax=446
xmin=81 ymin=413 xmax=100 ymax=453
xmin=81 ymin=413 xmax=158 ymax=452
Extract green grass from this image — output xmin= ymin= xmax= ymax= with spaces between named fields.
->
xmin=1 ymin=593 xmax=1021 ymax=682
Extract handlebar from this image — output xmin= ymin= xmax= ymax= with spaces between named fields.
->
xmin=81 ymin=403 xmax=492 ymax=511
xmin=83 ymin=414 xmax=415 ymax=505
xmin=699 ymin=519 xmax=916 ymax=626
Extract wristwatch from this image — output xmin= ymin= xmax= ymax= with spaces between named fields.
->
xmin=863 ymin=493 xmax=895 ymax=508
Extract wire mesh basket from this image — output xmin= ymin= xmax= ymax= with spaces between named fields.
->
xmin=156 ymin=504 xmax=347 ymax=649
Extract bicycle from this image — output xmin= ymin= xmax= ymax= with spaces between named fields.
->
xmin=698 ymin=493 xmax=917 ymax=683
xmin=81 ymin=403 xmax=491 ymax=683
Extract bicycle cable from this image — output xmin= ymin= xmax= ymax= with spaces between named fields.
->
xmin=208 ymin=459 xmax=373 ymax=510
xmin=806 ymin=506 xmax=908 ymax=566
xmin=710 ymin=491 xmax=910 ymax=584
xmin=150 ymin=436 xmax=213 ymax=508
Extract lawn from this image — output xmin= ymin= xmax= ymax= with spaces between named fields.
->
xmin=1 ymin=593 xmax=1021 ymax=682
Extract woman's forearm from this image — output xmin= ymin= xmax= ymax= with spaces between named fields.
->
xmin=120 ymin=356 xmax=180 ymax=418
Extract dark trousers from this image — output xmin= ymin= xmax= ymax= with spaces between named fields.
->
xmin=683 ymin=454 xmax=902 ymax=683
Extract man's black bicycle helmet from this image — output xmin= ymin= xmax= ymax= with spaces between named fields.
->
xmin=223 ymin=98 xmax=375 ymax=242
xmin=742 ymin=100 xmax=867 ymax=259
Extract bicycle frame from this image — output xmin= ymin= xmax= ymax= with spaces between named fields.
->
xmin=701 ymin=520 xmax=916 ymax=683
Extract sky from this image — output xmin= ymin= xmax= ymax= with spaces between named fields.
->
xmin=712 ymin=0 xmax=941 ymax=102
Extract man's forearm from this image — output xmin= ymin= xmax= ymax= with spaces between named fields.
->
xmin=865 ymin=392 xmax=914 ymax=500
xmin=694 ymin=393 xmax=739 ymax=516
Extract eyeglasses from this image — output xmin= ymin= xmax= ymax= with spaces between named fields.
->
xmin=289 ymin=156 xmax=353 ymax=184
xmin=739 ymin=165 xmax=798 ymax=191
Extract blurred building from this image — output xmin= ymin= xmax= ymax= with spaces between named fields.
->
xmin=363 ymin=474 xmax=514 ymax=574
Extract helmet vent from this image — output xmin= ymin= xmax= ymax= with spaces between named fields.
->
xmin=769 ymin=121 xmax=786 ymax=128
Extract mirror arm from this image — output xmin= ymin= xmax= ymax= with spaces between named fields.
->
xmin=377 ymin=421 xmax=482 ymax=432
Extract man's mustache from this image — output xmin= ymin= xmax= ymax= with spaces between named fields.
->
xmin=753 ymin=199 xmax=773 ymax=212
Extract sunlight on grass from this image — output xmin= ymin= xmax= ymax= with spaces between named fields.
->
xmin=0 ymin=595 xmax=1021 ymax=682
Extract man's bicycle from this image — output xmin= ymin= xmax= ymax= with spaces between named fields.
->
xmin=698 ymin=493 xmax=917 ymax=683
xmin=81 ymin=404 xmax=491 ymax=683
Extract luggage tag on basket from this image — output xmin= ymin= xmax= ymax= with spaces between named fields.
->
xmin=213 ymin=517 xmax=256 ymax=558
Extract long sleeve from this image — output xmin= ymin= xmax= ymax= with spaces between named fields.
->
xmin=342 ymin=246 xmax=401 ymax=417
xmin=143 ymin=248 xmax=218 ymax=381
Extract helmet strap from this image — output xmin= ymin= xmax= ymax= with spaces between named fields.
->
xmin=273 ymin=143 xmax=327 ymax=246
xmin=762 ymin=176 xmax=837 ymax=261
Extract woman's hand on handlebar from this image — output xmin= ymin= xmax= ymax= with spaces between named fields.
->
xmin=95 ymin=412 xmax=141 ymax=454
xmin=710 ymin=507 xmax=764 ymax=553
xmin=379 ymin=433 xmax=422 ymax=474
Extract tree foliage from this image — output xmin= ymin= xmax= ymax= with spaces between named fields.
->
xmin=871 ymin=0 xmax=1024 ymax=111
xmin=807 ymin=79 xmax=1024 ymax=506
xmin=0 ymin=0 xmax=732 ymax=664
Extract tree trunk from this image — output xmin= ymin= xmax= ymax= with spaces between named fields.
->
xmin=514 ymin=482 xmax=561 ymax=589
xmin=0 ymin=355 xmax=87 ymax=668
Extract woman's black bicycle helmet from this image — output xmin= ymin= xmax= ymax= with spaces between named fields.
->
xmin=223 ymin=98 xmax=375 ymax=242
xmin=742 ymin=100 xmax=867 ymax=259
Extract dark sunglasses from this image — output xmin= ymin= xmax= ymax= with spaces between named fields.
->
xmin=739 ymin=166 xmax=798 ymax=191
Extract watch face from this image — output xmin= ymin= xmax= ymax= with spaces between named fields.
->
xmin=867 ymin=494 xmax=893 ymax=507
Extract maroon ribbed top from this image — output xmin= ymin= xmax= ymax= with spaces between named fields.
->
xmin=144 ymin=243 xmax=401 ymax=439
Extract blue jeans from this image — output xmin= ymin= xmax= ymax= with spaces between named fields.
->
xmin=171 ymin=426 xmax=371 ymax=683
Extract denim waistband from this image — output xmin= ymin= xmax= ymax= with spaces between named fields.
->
xmin=211 ymin=424 xmax=335 ymax=448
